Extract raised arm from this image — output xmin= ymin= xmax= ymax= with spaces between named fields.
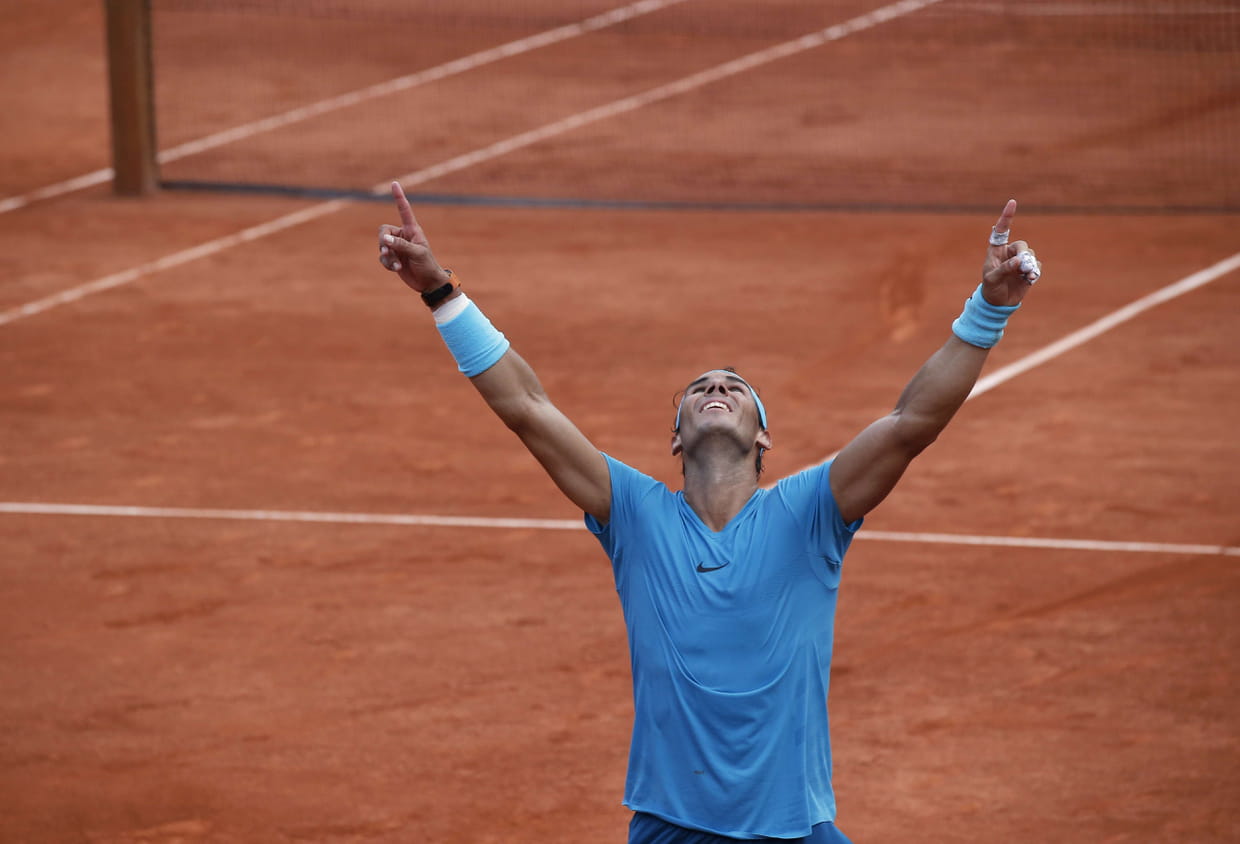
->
xmin=829 ymin=200 xmax=1041 ymax=525
xmin=377 ymin=181 xmax=611 ymax=522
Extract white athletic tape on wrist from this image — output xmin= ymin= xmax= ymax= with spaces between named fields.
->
xmin=432 ymin=291 xmax=470 ymax=324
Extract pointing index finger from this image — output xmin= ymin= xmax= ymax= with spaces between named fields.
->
xmin=993 ymin=198 xmax=1018 ymax=235
xmin=391 ymin=180 xmax=416 ymax=229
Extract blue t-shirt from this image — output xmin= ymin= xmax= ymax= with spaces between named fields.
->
xmin=585 ymin=454 xmax=862 ymax=839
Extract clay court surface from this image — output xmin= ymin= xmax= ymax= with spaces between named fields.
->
xmin=2 ymin=2 xmax=1238 ymax=842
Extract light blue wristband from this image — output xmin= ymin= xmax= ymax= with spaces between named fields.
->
xmin=952 ymin=284 xmax=1020 ymax=349
xmin=435 ymin=295 xmax=510 ymax=376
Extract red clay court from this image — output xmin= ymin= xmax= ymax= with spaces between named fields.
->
xmin=1 ymin=1 xmax=1238 ymax=842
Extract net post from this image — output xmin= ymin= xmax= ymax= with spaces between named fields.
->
xmin=104 ymin=0 xmax=158 ymax=196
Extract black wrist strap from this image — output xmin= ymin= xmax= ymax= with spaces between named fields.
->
xmin=420 ymin=269 xmax=459 ymax=308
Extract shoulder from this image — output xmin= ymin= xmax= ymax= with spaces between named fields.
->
xmin=586 ymin=453 xmax=674 ymax=534
xmin=769 ymin=459 xmax=834 ymax=505
xmin=585 ymin=455 xmax=679 ymax=557
xmin=600 ymin=453 xmax=665 ymax=496
xmin=770 ymin=459 xmax=860 ymax=537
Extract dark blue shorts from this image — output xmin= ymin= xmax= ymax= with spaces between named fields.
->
xmin=629 ymin=812 xmax=854 ymax=844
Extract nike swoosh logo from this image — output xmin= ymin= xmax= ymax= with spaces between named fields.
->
xmin=696 ymin=561 xmax=730 ymax=573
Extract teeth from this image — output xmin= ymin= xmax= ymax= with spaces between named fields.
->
xmin=703 ymin=401 xmax=728 ymax=412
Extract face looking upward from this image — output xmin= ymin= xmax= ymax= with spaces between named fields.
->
xmin=671 ymin=370 xmax=771 ymax=469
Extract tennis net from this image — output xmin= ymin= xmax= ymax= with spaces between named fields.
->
xmin=149 ymin=0 xmax=1240 ymax=212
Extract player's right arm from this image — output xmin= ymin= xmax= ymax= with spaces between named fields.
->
xmin=377 ymin=181 xmax=611 ymax=523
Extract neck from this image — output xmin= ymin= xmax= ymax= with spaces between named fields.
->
xmin=682 ymin=447 xmax=760 ymax=532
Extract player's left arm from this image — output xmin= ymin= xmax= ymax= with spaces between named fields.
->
xmin=829 ymin=200 xmax=1040 ymax=525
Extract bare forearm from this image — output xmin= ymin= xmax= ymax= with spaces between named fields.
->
xmin=423 ymin=291 xmax=609 ymax=516
xmin=469 ymin=346 xmax=611 ymax=520
xmin=890 ymin=336 xmax=989 ymax=453
xmin=469 ymin=348 xmax=547 ymax=432
xmin=376 ymin=184 xmax=611 ymax=517
xmin=419 ymin=287 xmax=545 ymax=430
xmin=827 ymin=201 xmax=1039 ymax=523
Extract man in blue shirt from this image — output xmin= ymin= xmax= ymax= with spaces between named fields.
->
xmin=378 ymin=182 xmax=1040 ymax=842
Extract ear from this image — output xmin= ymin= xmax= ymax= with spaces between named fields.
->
xmin=671 ymin=431 xmax=683 ymax=457
xmin=756 ymin=429 xmax=773 ymax=452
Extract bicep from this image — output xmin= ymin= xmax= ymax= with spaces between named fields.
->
xmin=515 ymin=400 xmax=611 ymax=523
xmin=830 ymin=336 xmax=985 ymax=523
xmin=829 ymin=413 xmax=923 ymax=524
xmin=469 ymin=350 xmax=611 ymax=521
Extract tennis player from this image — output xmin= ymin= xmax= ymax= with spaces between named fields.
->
xmin=378 ymin=182 xmax=1040 ymax=843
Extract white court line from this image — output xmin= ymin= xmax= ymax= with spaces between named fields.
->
xmin=0 ymin=201 xmax=352 ymax=326
xmin=0 ymin=0 xmax=946 ymax=327
xmin=2 ymin=0 xmax=1235 ymax=557
xmin=0 ymin=502 xmax=1235 ymax=556
xmin=969 ymin=251 xmax=1240 ymax=400
xmin=0 ymin=0 xmax=690 ymax=216
xmin=858 ymin=530 xmax=1239 ymax=557
xmin=0 ymin=503 xmax=582 ymax=532
xmin=783 ymin=250 xmax=1240 ymax=474
xmin=947 ymin=1 xmax=1237 ymax=16
xmin=14 ymin=256 xmax=1231 ymax=549
xmin=0 ymin=169 xmax=119 ymax=215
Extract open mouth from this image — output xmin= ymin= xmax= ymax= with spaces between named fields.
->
xmin=701 ymin=401 xmax=730 ymax=413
